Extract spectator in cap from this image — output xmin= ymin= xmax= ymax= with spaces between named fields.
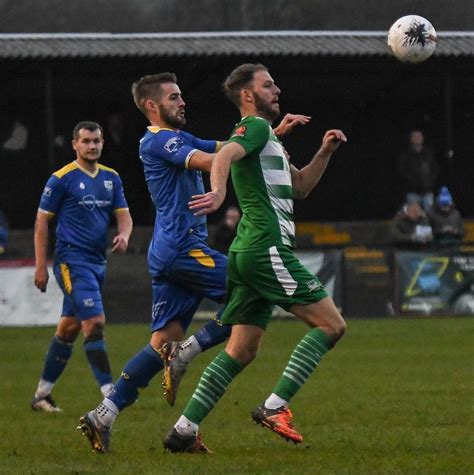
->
xmin=428 ymin=186 xmax=464 ymax=246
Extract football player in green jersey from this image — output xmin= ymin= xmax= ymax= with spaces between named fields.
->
xmin=164 ymin=64 xmax=347 ymax=453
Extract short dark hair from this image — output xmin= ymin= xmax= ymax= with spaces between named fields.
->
xmin=131 ymin=72 xmax=178 ymax=116
xmin=72 ymin=121 xmax=103 ymax=140
xmin=223 ymin=64 xmax=268 ymax=107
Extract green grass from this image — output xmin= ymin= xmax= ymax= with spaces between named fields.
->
xmin=0 ymin=318 xmax=473 ymax=474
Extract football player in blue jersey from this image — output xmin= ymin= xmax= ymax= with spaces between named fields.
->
xmin=78 ymin=73 xmax=309 ymax=452
xmin=31 ymin=121 xmax=133 ymax=412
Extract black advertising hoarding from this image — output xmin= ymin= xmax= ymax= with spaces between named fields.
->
xmin=395 ymin=250 xmax=474 ymax=315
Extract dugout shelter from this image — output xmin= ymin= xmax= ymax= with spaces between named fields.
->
xmin=1 ymin=30 xmax=474 ymax=230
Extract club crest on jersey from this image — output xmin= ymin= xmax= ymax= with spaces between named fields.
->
xmin=103 ymin=180 xmax=113 ymax=191
xmin=79 ymin=182 xmax=85 ymax=190
xmin=233 ymin=125 xmax=247 ymax=137
xmin=42 ymin=186 xmax=52 ymax=197
xmin=164 ymin=137 xmax=182 ymax=153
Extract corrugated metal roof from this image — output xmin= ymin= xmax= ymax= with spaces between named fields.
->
xmin=0 ymin=31 xmax=473 ymax=59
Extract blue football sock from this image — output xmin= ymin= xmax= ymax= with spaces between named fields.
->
xmin=41 ymin=335 xmax=74 ymax=383
xmin=107 ymin=344 xmax=164 ymax=411
xmin=84 ymin=338 xmax=113 ymax=387
xmin=193 ymin=314 xmax=231 ymax=352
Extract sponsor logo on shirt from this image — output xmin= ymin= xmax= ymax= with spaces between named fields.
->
xmin=42 ymin=186 xmax=52 ymax=197
xmin=103 ymin=180 xmax=113 ymax=191
xmin=232 ymin=125 xmax=247 ymax=137
xmin=80 ymin=182 xmax=85 ymax=190
xmin=164 ymin=137 xmax=182 ymax=153
xmin=79 ymin=194 xmax=112 ymax=211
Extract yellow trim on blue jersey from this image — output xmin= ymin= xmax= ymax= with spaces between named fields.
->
xmin=113 ymin=207 xmax=129 ymax=213
xmin=188 ymin=249 xmax=216 ymax=268
xmin=215 ymin=141 xmax=224 ymax=152
xmin=38 ymin=208 xmax=56 ymax=216
xmin=98 ymin=164 xmax=119 ymax=175
xmin=147 ymin=126 xmax=174 ymax=133
xmin=60 ymin=263 xmax=73 ymax=295
xmin=53 ymin=162 xmax=79 ymax=179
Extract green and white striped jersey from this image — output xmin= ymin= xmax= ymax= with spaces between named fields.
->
xmin=228 ymin=116 xmax=295 ymax=252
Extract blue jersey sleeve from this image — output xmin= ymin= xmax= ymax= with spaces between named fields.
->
xmin=180 ymin=130 xmax=218 ymax=154
xmin=112 ymin=174 xmax=129 ymax=211
xmin=38 ymin=175 xmax=65 ymax=215
xmin=149 ymin=130 xmax=199 ymax=168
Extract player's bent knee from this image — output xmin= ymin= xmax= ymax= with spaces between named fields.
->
xmin=54 ymin=333 xmax=76 ymax=345
xmin=56 ymin=317 xmax=81 ymax=341
xmin=83 ymin=321 xmax=105 ymax=343
xmin=245 ymin=345 xmax=260 ymax=365
xmin=239 ymin=348 xmax=259 ymax=366
xmin=56 ymin=331 xmax=79 ymax=342
xmin=332 ymin=317 xmax=346 ymax=343
xmin=319 ymin=314 xmax=346 ymax=345
xmin=226 ymin=341 xmax=259 ymax=366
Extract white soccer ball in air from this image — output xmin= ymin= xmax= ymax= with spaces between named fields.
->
xmin=387 ymin=15 xmax=437 ymax=63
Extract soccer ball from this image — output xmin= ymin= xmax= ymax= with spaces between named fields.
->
xmin=387 ymin=15 xmax=437 ymax=63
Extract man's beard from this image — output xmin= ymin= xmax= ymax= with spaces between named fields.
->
xmin=253 ymin=92 xmax=279 ymax=122
xmin=79 ymin=153 xmax=100 ymax=162
xmin=160 ymin=104 xmax=186 ymax=128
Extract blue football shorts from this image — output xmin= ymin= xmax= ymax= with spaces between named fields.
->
xmin=53 ymin=261 xmax=106 ymax=320
xmin=150 ymin=245 xmax=227 ymax=332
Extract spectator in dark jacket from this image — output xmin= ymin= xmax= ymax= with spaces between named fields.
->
xmin=391 ymin=201 xmax=433 ymax=248
xmin=399 ymin=129 xmax=439 ymax=211
xmin=428 ymin=186 xmax=464 ymax=246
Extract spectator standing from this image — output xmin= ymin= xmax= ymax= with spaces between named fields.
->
xmin=399 ymin=129 xmax=439 ymax=211
xmin=428 ymin=186 xmax=464 ymax=246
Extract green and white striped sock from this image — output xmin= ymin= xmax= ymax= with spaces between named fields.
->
xmin=183 ymin=350 xmax=243 ymax=424
xmin=272 ymin=328 xmax=331 ymax=402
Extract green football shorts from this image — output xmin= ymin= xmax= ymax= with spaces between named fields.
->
xmin=221 ymin=245 xmax=328 ymax=329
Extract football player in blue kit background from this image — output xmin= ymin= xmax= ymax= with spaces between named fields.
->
xmin=32 ymin=121 xmax=133 ymax=412
xmin=78 ymin=73 xmax=310 ymax=452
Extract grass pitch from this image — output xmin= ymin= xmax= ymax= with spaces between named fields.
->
xmin=0 ymin=318 xmax=473 ymax=474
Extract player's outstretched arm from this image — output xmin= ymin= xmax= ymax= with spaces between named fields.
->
xmin=34 ymin=211 xmax=52 ymax=292
xmin=187 ymin=151 xmax=215 ymax=173
xmin=273 ymin=114 xmax=311 ymax=138
xmin=112 ymin=209 xmax=133 ymax=253
xmin=189 ymin=142 xmax=246 ymax=216
xmin=291 ymin=129 xmax=347 ymax=199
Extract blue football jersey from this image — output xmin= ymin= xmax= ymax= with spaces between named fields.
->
xmin=38 ymin=161 xmax=129 ymax=263
xmin=139 ymin=126 xmax=219 ymax=275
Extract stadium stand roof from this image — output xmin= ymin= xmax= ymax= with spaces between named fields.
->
xmin=1 ymin=31 xmax=473 ymax=59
